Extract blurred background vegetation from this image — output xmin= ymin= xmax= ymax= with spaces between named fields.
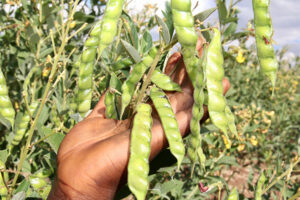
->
xmin=0 ymin=0 xmax=299 ymax=199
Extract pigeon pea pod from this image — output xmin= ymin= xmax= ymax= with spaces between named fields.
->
xmin=150 ymin=87 xmax=185 ymax=169
xmin=121 ymin=47 xmax=158 ymax=117
xmin=11 ymin=102 xmax=39 ymax=146
xmin=188 ymin=70 xmax=205 ymax=170
xmin=104 ymin=91 xmax=118 ymax=119
xmin=128 ymin=103 xmax=152 ymax=200
xmin=0 ymin=68 xmax=15 ymax=127
xmin=171 ymin=0 xmax=201 ymax=86
xmin=252 ymin=0 xmax=278 ymax=87
xmin=206 ymin=28 xmax=231 ymax=146
xmin=77 ymin=0 xmax=124 ymax=116
xmin=151 ymin=70 xmax=181 ymax=92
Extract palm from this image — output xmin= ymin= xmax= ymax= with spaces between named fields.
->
xmin=48 ymin=49 xmax=230 ymax=200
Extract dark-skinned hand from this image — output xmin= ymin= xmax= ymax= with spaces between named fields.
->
xmin=48 ymin=39 xmax=230 ymax=200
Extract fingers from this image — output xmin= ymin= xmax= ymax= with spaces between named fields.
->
xmin=196 ymin=36 xmax=205 ymax=57
xmin=223 ymin=78 xmax=231 ymax=95
xmin=86 ymin=91 xmax=107 ymax=119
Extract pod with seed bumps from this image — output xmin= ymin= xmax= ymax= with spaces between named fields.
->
xmin=0 ymin=68 xmax=15 ymax=127
xmin=104 ymin=91 xmax=118 ymax=119
xmin=252 ymin=0 xmax=278 ymax=87
xmin=128 ymin=103 xmax=152 ymax=200
xmin=206 ymin=28 xmax=231 ymax=146
xmin=171 ymin=0 xmax=202 ymax=86
xmin=151 ymin=70 xmax=181 ymax=92
xmin=77 ymin=0 xmax=125 ymax=116
xmin=150 ymin=87 xmax=185 ymax=169
xmin=11 ymin=102 xmax=39 ymax=146
xmin=120 ymin=47 xmax=158 ymax=117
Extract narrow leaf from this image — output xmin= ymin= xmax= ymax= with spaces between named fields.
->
xmin=194 ymin=7 xmax=217 ymax=22
xmin=121 ymin=40 xmax=141 ymax=63
xmin=156 ymin=15 xmax=170 ymax=44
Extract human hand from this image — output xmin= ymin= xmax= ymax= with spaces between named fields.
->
xmin=48 ymin=39 xmax=230 ymax=200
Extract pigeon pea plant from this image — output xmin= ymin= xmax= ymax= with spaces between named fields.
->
xmin=0 ymin=0 xmax=298 ymax=199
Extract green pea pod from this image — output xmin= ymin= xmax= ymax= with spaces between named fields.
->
xmin=98 ymin=0 xmax=125 ymax=56
xmin=151 ymin=70 xmax=181 ymax=92
xmin=121 ymin=47 xmax=158 ymax=118
xmin=112 ymin=57 xmax=134 ymax=71
xmin=105 ymin=73 xmax=122 ymax=119
xmin=225 ymin=106 xmax=240 ymax=140
xmin=11 ymin=102 xmax=39 ymax=146
xmin=77 ymin=0 xmax=125 ymax=116
xmin=187 ymin=45 xmax=207 ymax=172
xmin=171 ymin=0 xmax=201 ymax=87
xmin=128 ymin=103 xmax=152 ymax=200
xmin=252 ymin=0 xmax=278 ymax=87
xmin=104 ymin=91 xmax=118 ymax=119
xmin=255 ymin=171 xmax=266 ymax=200
xmin=228 ymin=188 xmax=239 ymax=200
xmin=0 ymin=68 xmax=15 ymax=127
xmin=150 ymin=87 xmax=185 ymax=169
xmin=206 ymin=28 xmax=231 ymax=147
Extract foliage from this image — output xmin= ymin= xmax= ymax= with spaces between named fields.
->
xmin=0 ymin=0 xmax=299 ymax=199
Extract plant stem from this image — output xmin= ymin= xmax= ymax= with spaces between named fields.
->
xmin=262 ymin=158 xmax=300 ymax=195
xmin=135 ymin=48 xmax=162 ymax=109
xmin=8 ymin=0 xmax=79 ymax=198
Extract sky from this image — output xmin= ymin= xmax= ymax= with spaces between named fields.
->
xmin=128 ymin=0 xmax=300 ymax=56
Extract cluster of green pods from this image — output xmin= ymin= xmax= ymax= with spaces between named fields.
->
xmin=77 ymin=0 xmax=124 ymax=116
xmin=128 ymin=103 xmax=152 ymax=200
xmin=252 ymin=0 xmax=278 ymax=87
xmin=0 ymin=68 xmax=15 ymax=127
xmin=120 ymin=47 xmax=158 ymax=117
xmin=150 ymin=87 xmax=185 ymax=169
xmin=11 ymin=102 xmax=39 ymax=146
xmin=171 ymin=0 xmax=206 ymax=167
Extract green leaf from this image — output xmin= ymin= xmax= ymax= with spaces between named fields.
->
xmin=122 ymin=12 xmax=139 ymax=49
xmin=121 ymin=40 xmax=141 ymax=63
xmin=109 ymin=73 xmax=122 ymax=92
xmin=141 ymin=30 xmax=153 ymax=53
xmin=156 ymin=15 xmax=170 ymax=44
xmin=160 ymin=180 xmax=184 ymax=197
xmin=0 ymin=113 xmax=11 ymax=129
xmin=217 ymin=0 xmax=228 ymax=25
xmin=0 ymin=150 xmax=8 ymax=164
xmin=223 ymin=22 xmax=238 ymax=38
xmin=162 ymin=1 xmax=174 ymax=38
xmin=217 ymin=156 xmax=238 ymax=166
xmin=11 ymin=191 xmax=26 ymax=200
xmin=39 ymin=127 xmax=65 ymax=154
xmin=194 ymin=7 xmax=217 ymax=22
xmin=14 ymin=179 xmax=30 ymax=194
